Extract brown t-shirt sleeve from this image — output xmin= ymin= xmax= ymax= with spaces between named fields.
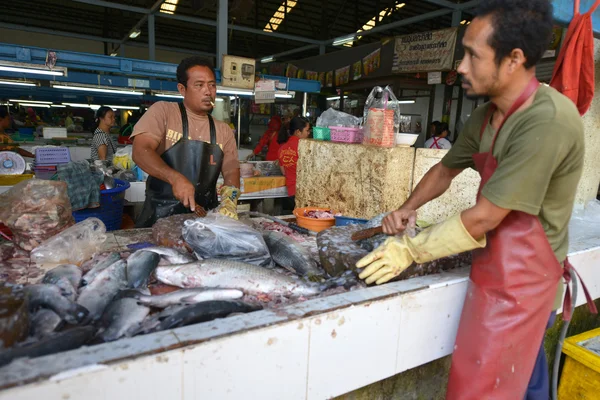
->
xmin=220 ymin=124 xmax=240 ymax=174
xmin=131 ymin=102 xmax=168 ymax=145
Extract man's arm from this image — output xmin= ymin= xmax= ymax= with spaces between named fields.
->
xmin=132 ymin=134 xmax=198 ymax=211
xmin=223 ymin=168 xmax=240 ymax=188
xmin=382 ymin=162 xmax=464 ymax=234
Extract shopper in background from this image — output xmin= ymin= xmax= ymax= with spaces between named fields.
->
xmin=424 ymin=122 xmax=452 ymax=149
xmin=0 ymin=108 xmax=13 ymax=143
xmin=91 ymin=106 xmax=117 ymax=163
xmin=429 ymin=120 xmax=441 ymax=137
xmin=247 ymin=115 xmax=282 ymax=161
xmin=277 ymin=117 xmax=310 ymax=212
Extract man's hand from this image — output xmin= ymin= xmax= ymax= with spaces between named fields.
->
xmin=171 ymin=174 xmax=196 ymax=212
xmin=382 ymin=209 xmax=417 ymax=235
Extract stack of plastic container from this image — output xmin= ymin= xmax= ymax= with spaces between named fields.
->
xmin=32 ymin=147 xmax=71 ymax=180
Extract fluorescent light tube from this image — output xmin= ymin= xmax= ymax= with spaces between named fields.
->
xmin=18 ymin=103 xmax=50 ymax=108
xmin=62 ymin=103 xmax=101 ymax=110
xmin=10 ymin=99 xmax=52 ymax=104
xmin=326 ymin=96 xmax=348 ymax=101
xmin=53 ymin=85 xmax=143 ymax=96
xmin=129 ymin=29 xmax=141 ymax=39
xmin=0 ymin=65 xmax=64 ymax=76
xmin=50 ymin=105 xmax=66 ymax=108
xmin=333 ymin=35 xmax=356 ymax=46
xmin=0 ymin=80 xmax=37 ymax=87
xmin=154 ymin=93 xmax=183 ymax=99
xmin=396 ymin=100 xmax=416 ymax=104
xmin=261 ymin=56 xmax=275 ymax=63
xmin=107 ymin=105 xmax=138 ymax=110
xmin=216 ymin=87 xmax=254 ymax=96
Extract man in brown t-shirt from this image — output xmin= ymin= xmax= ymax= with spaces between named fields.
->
xmin=132 ymin=57 xmax=240 ymax=225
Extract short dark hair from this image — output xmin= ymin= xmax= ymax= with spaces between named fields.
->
xmin=475 ymin=0 xmax=554 ymax=68
xmin=436 ymin=122 xmax=449 ymax=136
xmin=95 ymin=106 xmax=112 ymax=122
xmin=177 ymin=56 xmax=216 ymax=87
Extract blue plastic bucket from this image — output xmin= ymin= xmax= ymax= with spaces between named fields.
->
xmin=334 ymin=216 xmax=369 ymax=226
xmin=72 ymin=179 xmax=130 ymax=231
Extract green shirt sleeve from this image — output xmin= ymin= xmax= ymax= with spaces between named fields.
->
xmin=481 ymin=120 xmax=578 ymax=215
xmin=441 ymin=104 xmax=489 ymax=170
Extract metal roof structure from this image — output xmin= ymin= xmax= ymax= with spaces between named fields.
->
xmin=0 ymin=0 xmax=479 ymax=63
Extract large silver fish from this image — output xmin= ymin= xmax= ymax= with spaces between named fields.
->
xmin=262 ymin=231 xmax=324 ymax=278
xmin=42 ymin=264 xmax=82 ymax=289
xmin=122 ymin=288 xmax=244 ymax=308
xmin=24 ymin=284 xmax=88 ymax=324
xmin=126 ymin=250 xmax=160 ymax=289
xmin=82 ymin=252 xmax=121 ymax=286
xmin=156 ymin=259 xmax=322 ymax=297
xmin=142 ymin=247 xmax=195 ymax=265
xmin=98 ymin=298 xmax=150 ymax=342
xmin=77 ymin=260 xmax=127 ymax=321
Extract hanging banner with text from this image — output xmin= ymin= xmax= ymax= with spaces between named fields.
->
xmin=392 ymin=27 xmax=458 ymax=73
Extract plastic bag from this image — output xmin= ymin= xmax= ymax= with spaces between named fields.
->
xmin=30 ymin=218 xmax=107 ymax=266
xmin=182 ymin=214 xmax=272 ymax=266
xmin=316 ymin=108 xmax=361 ymax=128
xmin=112 ymin=145 xmax=135 ymax=170
xmin=114 ymin=169 xmax=137 ymax=182
xmin=363 ymin=86 xmax=400 ymax=147
xmin=0 ymin=180 xmax=75 ymax=251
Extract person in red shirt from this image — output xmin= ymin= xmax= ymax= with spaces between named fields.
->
xmin=277 ymin=117 xmax=310 ymax=211
xmin=248 ymin=115 xmax=282 ymax=161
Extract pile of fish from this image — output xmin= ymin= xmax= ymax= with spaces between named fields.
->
xmin=0 ymin=219 xmax=352 ymax=367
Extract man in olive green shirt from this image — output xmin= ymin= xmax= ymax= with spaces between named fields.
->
xmin=355 ymin=1 xmax=583 ymax=398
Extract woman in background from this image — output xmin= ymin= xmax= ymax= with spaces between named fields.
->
xmin=248 ymin=115 xmax=282 ymax=161
xmin=277 ymin=117 xmax=310 ymax=212
xmin=91 ymin=106 xmax=117 ymax=163
xmin=0 ymin=108 xmax=13 ymax=143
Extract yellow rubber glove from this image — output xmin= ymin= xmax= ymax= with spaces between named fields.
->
xmin=356 ymin=214 xmax=486 ymax=285
xmin=216 ymin=186 xmax=241 ymax=220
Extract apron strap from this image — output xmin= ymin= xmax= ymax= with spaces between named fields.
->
xmin=178 ymin=102 xmax=189 ymax=141
xmin=562 ymin=258 xmax=598 ymax=321
xmin=588 ymin=0 xmax=600 ymax=14
xmin=207 ymin=114 xmax=217 ymax=145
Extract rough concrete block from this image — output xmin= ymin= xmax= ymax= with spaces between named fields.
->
xmin=296 ymin=140 xmax=415 ymax=219
xmin=412 ymin=149 xmax=480 ymax=224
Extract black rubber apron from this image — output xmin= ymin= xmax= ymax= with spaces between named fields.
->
xmin=135 ymin=103 xmax=224 ymax=228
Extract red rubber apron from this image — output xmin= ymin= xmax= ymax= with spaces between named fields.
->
xmin=446 ymin=77 xmax=579 ymax=399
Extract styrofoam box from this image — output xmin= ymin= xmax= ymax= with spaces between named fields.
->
xmin=42 ymin=127 xmax=67 ymax=139
xmin=125 ymin=181 xmax=146 ymax=202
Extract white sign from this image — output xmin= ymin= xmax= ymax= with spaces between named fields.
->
xmin=392 ymin=28 xmax=458 ymax=73
xmin=427 ymin=72 xmax=442 ymax=85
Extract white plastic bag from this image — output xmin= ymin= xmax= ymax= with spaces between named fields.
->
xmin=316 ymin=108 xmax=361 ymax=128
xmin=182 ymin=215 xmax=272 ymax=267
xmin=363 ymin=86 xmax=400 ymax=147
xmin=30 ymin=218 xmax=107 ymax=266
xmin=112 ymin=145 xmax=135 ymax=170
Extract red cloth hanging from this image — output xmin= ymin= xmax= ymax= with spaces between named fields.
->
xmin=550 ymin=0 xmax=600 ymax=116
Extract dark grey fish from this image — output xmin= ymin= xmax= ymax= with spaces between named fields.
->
xmin=142 ymin=246 xmax=196 ymax=265
xmin=262 ymin=230 xmax=325 ymax=279
xmin=42 ymin=264 xmax=82 ymax=289
xmin=77 ymin=260 xmax=127 ymax=321
xmin=126 ymin=250 xmax=160 ymax=289
xmin=30 ymin=309 xmax=63 ymax=339
xmin=122 ymin=288 xmax=244 ymax=308
xmin=82 ymin=252 xmax=121 ymax=286
xmin=154 ymin=301 xmax=261 ymax=332
xmin=24 ymin=284 xmax=88 ymax=324
xmin=0 ymin=326 xmax=95 ymax=367
xmin=98 ymin=298 xmax=150 ymax=342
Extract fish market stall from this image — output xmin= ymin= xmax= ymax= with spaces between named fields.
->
xmin=0 ymin=206 xmax=599 ymax=399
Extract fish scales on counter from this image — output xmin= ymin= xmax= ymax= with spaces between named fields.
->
xmin=262 ymin=230 xmax=325 ymax=279
xmin=126 ymin=250 xmax=160 ymax=289
xmin=30 ymin=309 xmax=63 ymax=340
xmin=24 ymin=284 xmax=88 ymax=324
xmin=153 ymin=300 xmax=262 ymax=332
xmin=156 ymin=260 xmax=323 ymax=297
xmin=142 ymin=246 xmax=196 ymax=265
xmin=81 ymin=252 xmax=121 ymax=286
xmin=97 ymin=298 xmax=150 ymax=342
xmin=77 ymin=260 xmax=127 ymax=321
xmin=0 ymin=326 xmax=95 ymax=368
xmin=121 ymin=288 xmax=244 ymax=308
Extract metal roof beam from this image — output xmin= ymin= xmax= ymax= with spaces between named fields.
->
xmin=420 ymin=0 xmax=464 ymax=10
xmin=71 ymin=0 xmax=322 ymax=44
xmin=260 ymin=43 xmax=320 ymax=60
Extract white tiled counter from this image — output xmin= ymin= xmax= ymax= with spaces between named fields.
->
xmin=1 ymin=229 xmax=599 ymax=400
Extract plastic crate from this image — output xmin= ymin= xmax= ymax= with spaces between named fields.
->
xmin=335 ymin=216 xmax=369 ymax=226
xmin=35 ymin=147 xmax=71 ymax=166
xmin=558 ymin=327 xmax=600 ymax=398
xmin=72 ymin=179 xmax=130 ymax=231
xmin=32 ymin=167 xmax=57 ymax=180
xmin=313 ymin=127 xmax=331 ymax=141
xmin=330 ymin=126 xmax=363 ymax=144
